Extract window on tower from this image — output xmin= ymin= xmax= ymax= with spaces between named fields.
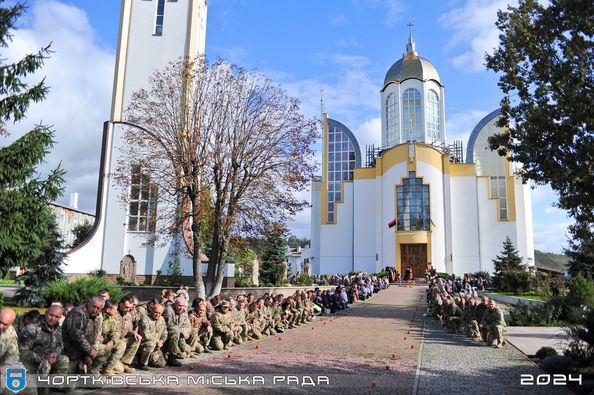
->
xmin=386 ymin=93 xmax=399 ymax=146
xmin=128 ymin=164 xmax=157 ymax=232
xmin=489 ymin=176 xmax=508 ymax=220
xmin=396 ymin=172 xmax=430 ymax=231
xmin=326 ymin=121 xmax=359 ymax=223
xmin=154 ymin=0 xmax=165 ymax=36
xmin=402 ymin=88 xmax=422 ymax=141
xmin=425 ymin=90 xmax=440 ymax=142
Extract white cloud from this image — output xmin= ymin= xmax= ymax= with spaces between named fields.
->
xmin=355 ymin=117 xmax=382 ymax=152
xmin=3 ymin=1 xmax=115 ymax=213
xmin=330 ymin=13 xmax=347 ymax=25
xmin=533 ymin=221 xmax=572 ymax=254
xmin=351 ymin=0 xmax=406 ymax=27
xmin=282 ymin=53 xmax=379 ymax=126
xmin=445 ymin=109 xmax=488 ymax=146
xmin=438 ymin=0 xmax=516 ymax=72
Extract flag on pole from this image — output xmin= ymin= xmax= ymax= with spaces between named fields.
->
xmin=388 ymin=218 xmax=397 ymax=228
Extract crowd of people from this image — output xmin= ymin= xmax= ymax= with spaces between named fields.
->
xmin=424 ymin=272 xmax=507 ymax=348
xmin=0 ymin=272 xmax=391 ymax=385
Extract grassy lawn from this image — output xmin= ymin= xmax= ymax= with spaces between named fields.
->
xmin=0 ymin=279 xmax=22 ymax=285
xmin=489 ymin=291 xmax=547 ymax=301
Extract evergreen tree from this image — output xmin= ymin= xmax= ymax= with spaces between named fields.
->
xmin=565 ymin=222 xmax=594 ymax=276
xmin=70 ymin=220 xmax=93 ymax=248
xmin=0 ymin=2 xmax=64 ymax=275
xmin=259 ymin=225 xmax=288 ymax=286
xmin=15 ymin=219 xmax=65 ymax=306
xmin=492 ymin=237 xmax=525 ymax=276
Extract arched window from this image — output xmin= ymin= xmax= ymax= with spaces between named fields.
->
xmin=402 ymin=88 xmax=421 ymax=141
xmin=425 ymin=90 xmax=440 ymax=142
xmin=326 ymin=121 xmax=360 ymax=223
xmin=396 ymin=172 xmax=430 ymax=231
xmin=386 ymin=93 xmax=399 ymax=146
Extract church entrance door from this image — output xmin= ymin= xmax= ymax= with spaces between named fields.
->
xmin=400 ymin=244 xmax=428 ymax=278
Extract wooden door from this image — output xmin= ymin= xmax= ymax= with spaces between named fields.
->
xmin=400 ymin=244 xmax=428 ymax=278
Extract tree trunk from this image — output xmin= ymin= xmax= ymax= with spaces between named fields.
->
xmin=191 ymin=192 xmax=206 ymax=299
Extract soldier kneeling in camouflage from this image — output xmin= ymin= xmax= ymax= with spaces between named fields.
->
xmin=96 ymin=299 xmax=127 ymax=376
xmin=482 ymin=299 xmax=507 ymax=348
xmin=210 ymin=300 xmax=240 ymax=350
xmin=138 ymin=303 xmax=168 ymax=369
xmin=19 ymin=304 xmax=69 ymax=375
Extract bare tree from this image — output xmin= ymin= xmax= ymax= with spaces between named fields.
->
xmin=115 ymin=58 xmax=318 ymax=298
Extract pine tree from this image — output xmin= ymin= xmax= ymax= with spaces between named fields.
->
xmin=492 ymin=237 xmax=525 ymax=276
xmin=71 ymin=220 xmax=93 ymax=248
xmin=565 ymin=222 xmax=594 ymax=276
xmin=259 ymin=226 xmax=288 ymax=286
xmin=15 ymin=219 xmax=65 ymax=306
xmin=0 ymin=2 xmax=65 ymax=275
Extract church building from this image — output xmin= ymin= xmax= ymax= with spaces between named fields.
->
xmin=64 ymin=0 xmax=224 ymax=282
xmin=310 ymin=33 xmax=534 ymax=277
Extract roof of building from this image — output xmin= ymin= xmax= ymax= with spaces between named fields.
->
xmin=383 ymin=32 xmax=441 ymax=87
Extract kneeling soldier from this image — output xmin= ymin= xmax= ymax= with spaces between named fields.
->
xmin=138 ymin=303 xmax=168 ymax=369
xmin=163 ymin=297 xmax=192 ymax=364
xmin=20 ymin=305 xmax=69 ymax=374
xmin=96 ymin=299 xmax=127 ymax=376
xmin=63 ymin=296 xmax=104 ymax=373
xmin=210 ymin=300 xmax=240 ymax=350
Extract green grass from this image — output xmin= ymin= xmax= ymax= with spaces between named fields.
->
xmin=0 ymin=279 xmax=22 ymax=285
xmin=489 ymin=291 xmax=547 ymax=301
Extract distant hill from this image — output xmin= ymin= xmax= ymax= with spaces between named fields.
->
xmin=534 ymin=250 xmax=569 ymax=273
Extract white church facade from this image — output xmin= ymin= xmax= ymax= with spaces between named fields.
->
xmin=310 ymin=34 xmax=535 ymax=277
xmin=64 ymin=0 xmax=236 ymax=282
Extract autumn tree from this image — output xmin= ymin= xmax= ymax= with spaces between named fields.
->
xmin=117 ymin=58 xmax=317 ymax=298
xmin=0 ymin=2 xmax=65 ymax=275
xmin=485 ymin=0 xmax=593 ymax=261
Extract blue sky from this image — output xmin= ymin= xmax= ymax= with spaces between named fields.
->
xmin=4 ymin=0 xmax=573 ymax=253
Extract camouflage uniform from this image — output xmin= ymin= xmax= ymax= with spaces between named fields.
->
xmin=95 ymin=314 xmax=127 ymax=372
xmin=482 ymin=306 xmax=507 ymax=347
xmin=62 ymin=305 xmax=102 ymax=373
xmin=136 ymin=303 xmax=151 ymax=319
xmin=474 ymin=303 xmax=489 ymax=340
xmin=0 ymin=326 xmax=20 ymax=365
xmin=118 ymin=309 xmax=141 ymax=366
xmin=138 ymin=314 xmax=168 ymax=367
xmin=188 ymin=309 xmax=212 ymax=353
xmin=163 ymin=305 xmax=192 ymax=357
xmin=445 ymin=302 xmax=462 ymax=333
xmin=19 ymin=320 xmax=69 ymax=374
xmin=210 ymin=308 xmax=234 ymax=350
xmin=245 ymin=309 xmax=263 ymax=340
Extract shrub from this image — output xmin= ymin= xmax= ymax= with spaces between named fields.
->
xmin=348 ymin=271 xmax=361 ymax=276
xmin=542 ymin=355 xmax=575 ymax=374
xmin=42 ymin=277 xmax=123 ymax=306
xmin=436 ymin=272 xmax=449 ymax=280
xmin=535 ymin=346 xmax=558 ymax=360
xmin=116 ymin=276 xmax=136 ymax=286
xmin=564 ymin=307 xmax=594 ymax=367
xmin=508 ymin=302 xmax=562 ymax=326
xmin=375 ymin=271 xmax=389 ymax=278
xmin=297 ymin=273 xmax=313 ymax=286
xmin=498 ymin=270 xmax=532 ymax=294
xmin=471 ymin=271 xmax=492 ymax=282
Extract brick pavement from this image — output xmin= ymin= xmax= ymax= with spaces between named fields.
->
xmin=71 ymin=285 xmax=579 ymax=395
xmin=87 ymin=285 xmax=425 ymax=395
xmin=416 ymin=316 xmax=575 ymax=395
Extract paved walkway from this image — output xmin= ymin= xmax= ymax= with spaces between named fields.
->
xmin=69 ymin=285 xmax=576 ymax=394
xmin=90 ymin=285 xmax=425 ymax=394
xmin=506 ymin=326 xmax=566 ymax=355
xmin=416 ymin=317 xmax=573 ymax=395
